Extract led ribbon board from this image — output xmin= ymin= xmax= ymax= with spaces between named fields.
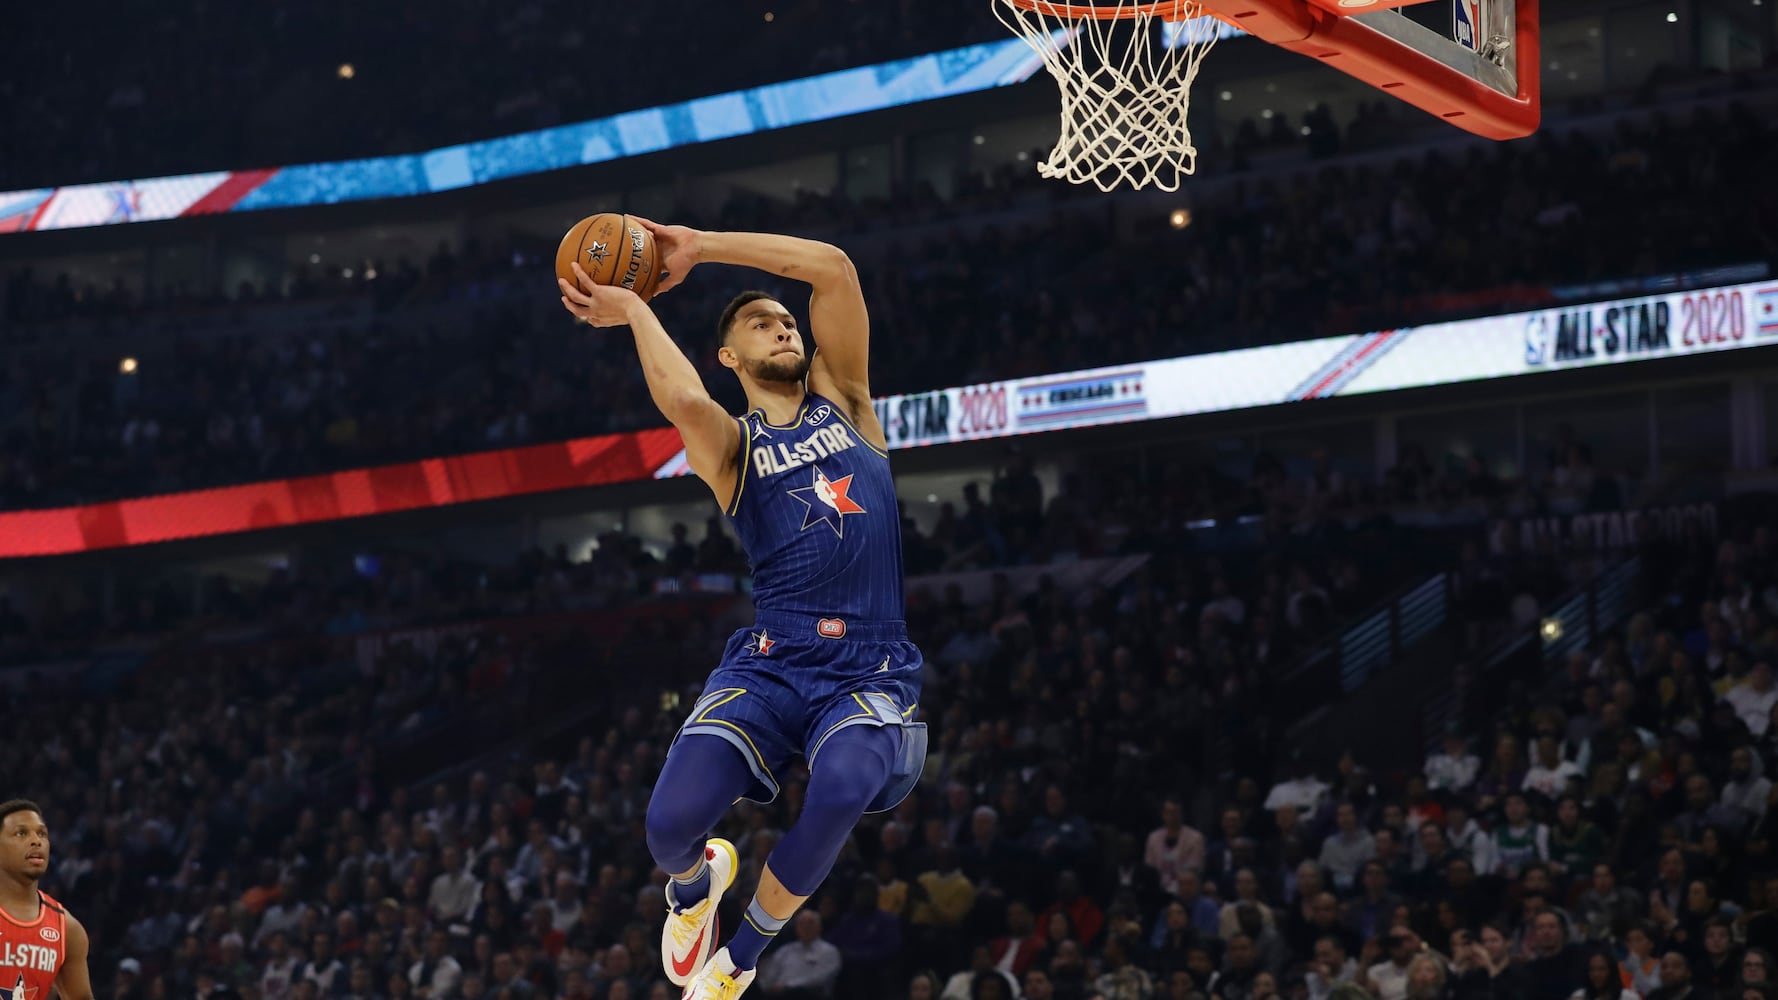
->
xmin=3 ymin=280 xmax=1774 ymax=556
xmin=0 ymin=37 xmax=1058 ymax=234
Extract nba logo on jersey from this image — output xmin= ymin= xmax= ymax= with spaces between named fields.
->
xmin=787 ymin=467 xmax=868 ymax=536
xmin=1 ymin=973 xmax=37 ymax=1000
xmin=1453 ymin=0 xmax=1483 ymax=51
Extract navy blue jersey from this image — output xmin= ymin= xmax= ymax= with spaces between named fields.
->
xmin=724 ymin=391 xmax=904 ymax=622
xmin=670 ymin=391 xmax=926 ymax=811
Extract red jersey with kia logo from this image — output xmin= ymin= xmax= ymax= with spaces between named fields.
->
xmin=0 ymin=891 xmax=67 ymax=1000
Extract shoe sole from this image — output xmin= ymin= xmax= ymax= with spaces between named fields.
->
xmin=664 ymin=837 xmax=740 ymax=986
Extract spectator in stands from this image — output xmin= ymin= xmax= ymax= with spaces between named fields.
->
xmin=410 ymin=930 xmax=464 ymax=997
xmin=1723 ymin=747 xmax=1772 ymax=826
xmin=1265 ymin=754 xmax=1330 ymax=823
xmin=913 ymin=845 xmax=977 ymax=938
xmin=1028 ymin=786 xmax=1094 ymax=872
xmin=1094 ymin=937 xmax=1153 ymax=1000
xmin=1426 ymin=730 xmax=1482 ymax=795
xmin=1319 ymin=803 xmax=1376 ymax=894
xmin=1742 ymin=947 xmax=1775 ymax=992
xmin=1524 ymin=736 xmax=1585 ymax=800
xmin=941 ymin=946 xmax=1018 ymax=1000
xmin=429 ymin=846 xmax=481 ymax=924
xmin=1524 ymin=911 xmax=1586 ymax=1000
xmin=1041 ymin=873 xmax=1104 ymax=953
xmin=989 ymin=902 xmax=1045 ymax=983
xmin=1492 ymin=794 xmax=1549 ymax=878
xmin=1729 ymin=663 xmax=1778 ymax=738
xmin=759 ymin=911 xmax=843 ymax=1000
xmin=1304 ymin=934 xmax=1359 ymax=1000
xmin=1143 ymin=799 xmax=1204 ymax=898
xmin=1573 ymin=949 xmax=1638 ymax=1000
xmin=1359 ymin=929 xmax=1421 ymax=1000
xmin=831 ymin=877 xmax=903 ymax=1000
xmin=1646 ymin=951 xmax=1705 ymax=1000
xmin=1343 ymin=862 xmax=1403 ymax=945
xmin=960 ymin=807 xmax=1024 ymax=897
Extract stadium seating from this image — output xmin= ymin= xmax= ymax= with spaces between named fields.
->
xmin=2 ymin=103 xmax=1774 ymax=510
xmin=17 ymin=443 xmax=1774 ymax=1000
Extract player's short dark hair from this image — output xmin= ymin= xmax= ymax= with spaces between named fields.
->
xmin=717 ymin=290 xmax=777 ymax=345
xmin=0 ymin=800 xmax=43 ymax=825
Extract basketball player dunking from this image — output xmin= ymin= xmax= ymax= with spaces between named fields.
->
xmin=559 ymin=223 xmax=925 ymax=1000
xmin=0 ymin=801 xmax=94 ymax=1000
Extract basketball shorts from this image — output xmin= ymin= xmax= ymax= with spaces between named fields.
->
xmin=671 ymin=609 xmax=927 ymax=812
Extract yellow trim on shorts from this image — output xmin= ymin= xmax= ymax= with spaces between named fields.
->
xmin=809 ymin=692 xmax=902 ymax=765
xmin=692 ymin=687 xmax=777 ymax=790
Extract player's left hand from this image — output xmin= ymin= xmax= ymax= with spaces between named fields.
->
xmin=632 ymin=217 xmax=701 ymax=296
xmin=560 ymin=263 xmax=643 ymax=327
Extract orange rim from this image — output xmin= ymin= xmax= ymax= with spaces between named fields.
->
xmin=1000 ymin=0 xmax=1201 ymax=19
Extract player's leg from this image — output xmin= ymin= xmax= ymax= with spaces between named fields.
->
xmin=647 ymin=732 xmax=754 ymax=897
xmin=646 ymin=733 xmax=756 ymax=984
xmin=685 ymin=724 xmax=902 ymax=1000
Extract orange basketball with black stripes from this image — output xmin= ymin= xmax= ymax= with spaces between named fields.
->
xmin=555 ymin=213 xmax=663 ymax=301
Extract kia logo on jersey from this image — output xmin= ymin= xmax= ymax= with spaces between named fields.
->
xmin=36 ymin=928 xmax=57 ymax=943
xmin=807 ymin=405 xmax=832 ymax=426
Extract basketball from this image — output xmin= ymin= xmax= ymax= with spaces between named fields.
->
xmin=555 ymin=213 xmax=663 ymax=301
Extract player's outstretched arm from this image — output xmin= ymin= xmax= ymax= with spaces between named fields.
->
xmin=559 ymin=267 xmax=740 ymax=506
xmin=637 ymin=220 xmax=876 ymax=427
xmin=56 ymin=914 xmax=96 ymax=1000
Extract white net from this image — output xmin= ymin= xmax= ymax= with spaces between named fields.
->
xmin=993 ymin=0 xmax=1221 ymax=192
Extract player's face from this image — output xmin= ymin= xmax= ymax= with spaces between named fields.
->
xmin=0 ymin=811 xmax=49 ymax=879
xmin=724 ymin=300 xmax=808 ymax=384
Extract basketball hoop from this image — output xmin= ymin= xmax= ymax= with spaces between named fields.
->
xmin=993 ymin=0 xmax=1223 ymax=192
xmin=996 ymin=0 xmax=1541 ymax=190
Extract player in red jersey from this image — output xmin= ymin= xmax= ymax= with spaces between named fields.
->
xmin=0 ymin=800 xmax=93 ymax=1000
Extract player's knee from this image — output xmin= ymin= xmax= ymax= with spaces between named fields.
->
xmin=806 ymin=728 xmax=898 ymax=821
xmin=644 ymin=793 xmax=701 ymax=862
xmin=806 ymin=770 xmax=877 ymax=822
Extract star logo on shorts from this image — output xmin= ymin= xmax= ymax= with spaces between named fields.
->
xmin=746 ymin=630 xmax=775 ymax=656
xmin=586 ymin=241 xmax=610 ymax=267
xmin=787 ymin=466 xmax=867 ymax=537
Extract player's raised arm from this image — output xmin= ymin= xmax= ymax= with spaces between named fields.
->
xmin=638 ymin=221 xmax=875 ymax=420
xmin=56 ymin=914 xmax=95 ymax=1000
xmin=559 ymin=266 xmax=741 ymax=506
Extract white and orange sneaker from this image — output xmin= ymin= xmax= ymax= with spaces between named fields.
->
xmin=680 ymin=947 xmax=755 ymax=1000
xmin=661 ymin=838 xmax=739 ymax=985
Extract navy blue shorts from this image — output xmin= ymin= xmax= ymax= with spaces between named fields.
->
xmin=672 ymin=610 xmax=927 ymax=811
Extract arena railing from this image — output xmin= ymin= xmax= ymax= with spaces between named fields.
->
xmin=1422 ymin=555 xmax=1642 ymax=754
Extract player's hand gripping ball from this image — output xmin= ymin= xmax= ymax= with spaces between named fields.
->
xmin=555 ymin=213 xmax=663 ymax=301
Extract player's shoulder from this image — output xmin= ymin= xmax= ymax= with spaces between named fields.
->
xmin=39 ymin=891 xmax=81 ymax=927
